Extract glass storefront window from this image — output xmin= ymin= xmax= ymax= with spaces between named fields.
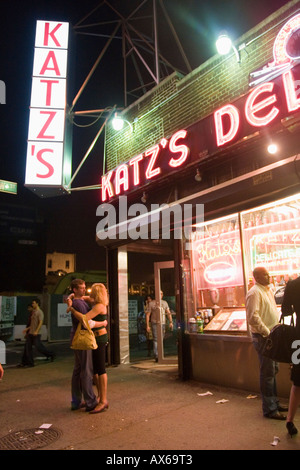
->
xmin=186 ymin=214 xmax=247 ymax=334
xmin=184 ymin=192 xmax=300 ymax=336
xmin=241 ymin=194 xmax=300 ymax=304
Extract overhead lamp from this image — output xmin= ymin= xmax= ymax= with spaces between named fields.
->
xmin=111 ymin=113 xmax=133 ymax=132
xmin=267 ymin=143 xmax=278 ymax=155
xmin=216 ymin=32 xmax=240 ymax=62
xmin=195 ymin=168 xmax=202 ymax=182
xmin=141 ymin=191 xmax=148 ymax=203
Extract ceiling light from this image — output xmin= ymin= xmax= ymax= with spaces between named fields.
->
xmin=111 ymin=113 xmax=133 ymax=132
xmin=216 ymin=32 xmax=240 ymax=62
xmin=195 ymin=169 xmax=202 ymax=182
xmin=267 ymin=143 xmax=278 ymax=154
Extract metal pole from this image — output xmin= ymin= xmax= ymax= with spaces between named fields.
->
xmin=66 ymin=106 xmax=116 ymax=189
xmin=70 ymin=21 xmax=121 ymax=113
xmin=153 ymin=0 xmax=160 ymax=83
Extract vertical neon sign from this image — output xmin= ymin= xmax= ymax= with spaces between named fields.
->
xmin=25 ymin=20 xmax=71 ymax=195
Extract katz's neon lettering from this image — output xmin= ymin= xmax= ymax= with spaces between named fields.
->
xmin=39 ymin=51 xmax=62 ymax=76
xmin=214 ymin=104 xmax=240 ymax=146
xmin=145 ymin=144 xmax=161 ymax=179
xmin=103 ymin=62 xmax=300 ymax=200
xmin=36 ymin=148 xmax=55 ymax=178
xmin=101 ymin=171 xmax=114 ymax=201
xmin=245 ymin=82 xmax=279 ymax=127
xmin=40 ymin=79 xmax=59 ymax=106
xmin=168 ymin=130 xmax=190 ymax=167
xmin=129 ymin=154 xmax=143 ymax=186
xmin=43 ymin=22 xmax=63 ymax=47
xmin=115 ymin=164 xmax=129 ymax=195
xmin=36 ymin=111 xmax=57 ymax=139
xmin=282 ymin=69 xmax=300 ymax=112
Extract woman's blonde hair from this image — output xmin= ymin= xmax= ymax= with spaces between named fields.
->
xmin=91 ymin=283 xmax=109 ymax=305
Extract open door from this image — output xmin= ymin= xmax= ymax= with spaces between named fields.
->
xmin=154 ymin=261 xmax=177 ymax=364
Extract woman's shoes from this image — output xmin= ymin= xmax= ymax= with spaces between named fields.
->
xmin=286 ymin=421 xmax=298 ymax=437
xmin=89 ymin=402 xmax=109 ymax=414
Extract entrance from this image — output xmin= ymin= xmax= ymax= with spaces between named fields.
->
xmin=154 ymin=261 xmax=177 ymax=364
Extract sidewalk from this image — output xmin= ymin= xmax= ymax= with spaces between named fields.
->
xmin=0 ymin=341 xmax=299 ymax=451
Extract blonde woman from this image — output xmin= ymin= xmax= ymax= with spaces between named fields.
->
xmin=68 ymin=283 xmax=109 ymax=414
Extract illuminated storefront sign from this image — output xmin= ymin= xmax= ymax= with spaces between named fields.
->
xmin=191 ymin=216 xmax=244 ymax=289
xmin=103 ymin=64 xmax=300 ymax=201
xmin=250 ymin=13 xmax=300 ymax=86
xmin=102 ymin=14 xmax=300 ymax=202
xmin=251 ymin=229 xmax=300 ymax=275
xmin=25 ymin=20 xmax=72 ymax=195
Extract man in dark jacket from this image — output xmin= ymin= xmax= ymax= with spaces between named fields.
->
xmin=281 ymin=276 xmax=300 ymax=436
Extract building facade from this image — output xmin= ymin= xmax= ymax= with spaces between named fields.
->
xmin=99 ymin=0 xmax=300 ymax=396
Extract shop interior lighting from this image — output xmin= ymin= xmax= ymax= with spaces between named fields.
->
xmin=267 ymin=143 xmax=278 ymax=154
xmin=141 ymin=191 xmax=148 ymax=203
xmin=111 ymin=113 xmax=133 ymax=132
xmin=216 ymin=32 xmax=240 ymax=62
xmin=194 ymin=168 xmax=203 ymax=182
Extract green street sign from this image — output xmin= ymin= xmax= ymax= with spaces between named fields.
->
xmin=0 ymin=179 xmax=17 ymax=195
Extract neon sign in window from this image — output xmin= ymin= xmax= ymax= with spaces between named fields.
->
xmin=191 ymin=215 xmax=244 ymax=289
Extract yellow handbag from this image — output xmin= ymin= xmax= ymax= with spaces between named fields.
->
xmin=71 ymin=316 xmax=98 ymax=350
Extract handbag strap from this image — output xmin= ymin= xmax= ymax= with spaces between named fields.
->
xmin=75 ymin=315 xmax=93 ymax=333
xmin=279 ymin=313 xmax=295 ymax=326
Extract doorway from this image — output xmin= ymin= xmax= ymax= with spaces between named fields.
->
xmin=154 ymin=261 xmax=177 ymax=364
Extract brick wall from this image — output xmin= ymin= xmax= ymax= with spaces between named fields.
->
xmin=105 ymin=0 xmax=300 ymax=172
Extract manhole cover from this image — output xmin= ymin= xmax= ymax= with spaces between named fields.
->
xmin=0 ymin=427 xmax=62 ymax=450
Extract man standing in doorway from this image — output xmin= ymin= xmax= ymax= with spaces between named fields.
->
xmin=145 ymin=291 xmax=173 ymax=362
xmin=70 ymin=279 xmax=98 ymax=412
xmin=246 ymin=267 xmax=287 ymax=420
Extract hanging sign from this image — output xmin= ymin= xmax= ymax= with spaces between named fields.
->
xmin=25 ymin=20 xmax=72 ymax=197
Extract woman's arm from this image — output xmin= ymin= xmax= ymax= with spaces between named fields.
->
xmin=67 ymin=305 xmax=107 ymax=329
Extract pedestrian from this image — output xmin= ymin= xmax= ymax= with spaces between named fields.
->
xmin=281 ymin=275 xmax=300 ymax=436
xmin=246 ymin=267 xmax=288 ymax=420
xmin=18 ymin=298 xmax=54 ymax=367
xmin=68 ymin=283 xmax=109 ymax=414
xmin=144 ymin=295 xmax=153 ymax=357
xmin=0 ymin=363 xmax=4 ymax=380
xmin=145 ymin=291 xmax=173 ymax=362
xmin=67 ymin=279 xmax=99 ymax=412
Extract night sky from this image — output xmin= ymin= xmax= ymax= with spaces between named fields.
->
xmin=0 ymin=0 xmax=290 ymax=281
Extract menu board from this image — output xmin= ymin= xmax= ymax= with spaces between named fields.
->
xmin=204 ymin=308 xmax=247 ymax=333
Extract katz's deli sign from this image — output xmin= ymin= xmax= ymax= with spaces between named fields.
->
xmin=25 ymin=21 xmax=71 ymax=192
xmin=102 ymin=64 xmax=300 ymax=202
xmin=102 ymin=13 xmax=300 ymax=202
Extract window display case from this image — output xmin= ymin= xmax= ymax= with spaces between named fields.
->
xmin=184 ymin=193 xmax=300 ymax=336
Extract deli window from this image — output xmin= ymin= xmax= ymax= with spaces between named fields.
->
xmin=184 ymin=193 xmax=300 ymax=335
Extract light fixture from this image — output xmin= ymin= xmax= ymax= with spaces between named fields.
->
xmin=195 ymin=168 xmax=202 ymax=182
xmin=216 ymin=32 xmax=240 ymax=62
xmin=267 ymin=143 xmax=278 ymax=155
xmin=111 ymin=113 xmax=133 ymax=132
xmin=141 ymin=191 xmax=148 ymax=203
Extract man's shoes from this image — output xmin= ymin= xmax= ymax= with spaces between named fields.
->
xmin=17 ymin=363 xmax=34 ymax=368
xmin=71 ymin=401 xmax=86 ymax=411
xmin=277 ymin=404 xmax=289 ymax=412
xmin=266 ymin=411 xmax=287 ymax=420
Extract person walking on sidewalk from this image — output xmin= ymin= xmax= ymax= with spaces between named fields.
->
xmin=145 ymin=291 xmax=173 ymax=362
xmin=18 ymin=298 xmax=54 ymax=367
xmin=246 ymin=267 xmax=288 ymax=420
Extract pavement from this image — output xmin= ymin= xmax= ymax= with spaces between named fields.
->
xmin=0 ymin=341 xmax=299 ymax=452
